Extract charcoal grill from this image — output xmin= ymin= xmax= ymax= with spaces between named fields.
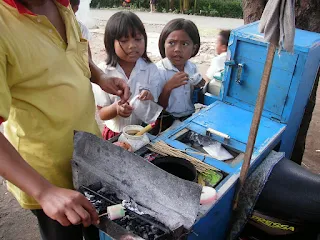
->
xmin=72 ymin=131 xmax=202 ymax=240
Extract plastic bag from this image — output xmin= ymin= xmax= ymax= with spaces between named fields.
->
xmin=189 ymin=72 xmax=203 ymax=86
xmin=203 ymin=142 xmax=233 ymax=161
xmin=186 ymin=132 xmax=233 ymax=161
xmin=130 ymin=95 xmax=163 ymax=124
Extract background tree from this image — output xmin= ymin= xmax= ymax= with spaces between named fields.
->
xmin=242 ymin=0 xmax=320 ymax=164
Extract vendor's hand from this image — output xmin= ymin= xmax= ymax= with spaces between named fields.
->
xmin=167 ymin=72 xmax=189 ymax=90
xmin=98 ymin=75 xmax=131 ymax=104
xmin=138 ymin=90 xmax=154 ymax=101
xmin=116 ymin=101 xmax=133 ymax=118
xmin=37 ymin=186 xmax=99 ymax=227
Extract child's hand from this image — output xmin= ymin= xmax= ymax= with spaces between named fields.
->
xmin=116 ymin=101 xmax=133 ymax=118
xmin=138 ymin=90 xmax=154 ymax=101
xmin=167 ymin=72 xmax=189 ymax=90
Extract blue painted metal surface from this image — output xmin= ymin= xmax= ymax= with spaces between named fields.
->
xmin=234 ymin=22 xmax=320 ymax=53
xmin=99 ymin=22 xmax=320 ymax=240
xmin=190 ymin=182 xmax=236 ymax=240
xmin=227 ymin=40 xmax=298 ymax=117
xmin=204 ymin=92 xmax=218 ymax=105
xmin=209 ymin=21 xmax=320 ymax=158
xmin=99 ymin=231 xmax=112 ymax=240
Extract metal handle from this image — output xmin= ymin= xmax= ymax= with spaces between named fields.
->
xmin=236 ymin=63 xmax=245 ymax=84
xmin=225 ymin=60 xmax=236 ymax=67
xmin=206 ymin=128 xmax=230 ymax=140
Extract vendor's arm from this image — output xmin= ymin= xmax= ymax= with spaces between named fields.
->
xmin=158 ymin=72 xmax=188 ymax=109
xmin=88 ymin=46 xmax=130 ymax=104
xmin=0 ymin=133 xmax=99 ymax=227
xmin=0 ymin=45 xmax=98 ymax=228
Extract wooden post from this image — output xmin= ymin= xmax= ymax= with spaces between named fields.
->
xmin=233 ymin=43 xmax=277 ymax=209
xmin=183 ymin=0 xmax=190 ymax=11
xmin=169 ymin=0 xmax=174 ymax=10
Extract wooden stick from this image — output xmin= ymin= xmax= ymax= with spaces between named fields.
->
xmin=233 ymin=43 xmax=277 ymax=210
xmin=135 ymin=124 xmax=154 ymax=136
xmin=99 ymin=212 xmax=108 ymax=218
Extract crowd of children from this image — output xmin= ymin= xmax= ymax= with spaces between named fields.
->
xmin=92 ymin=11 xmax=231 ymax=139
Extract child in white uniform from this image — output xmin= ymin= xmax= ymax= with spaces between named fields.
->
xmin=92 ymin=11 xmax=160 ymax=139
xmin=155 ymin=18 xmax=205 ymax=131
xmin=70 ymin=0 xmax=91 ymax=41
xmin=205 ymin=30 xmax=231 ymax=95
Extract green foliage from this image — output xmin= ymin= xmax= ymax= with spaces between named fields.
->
xmin=90 ymin=0 xmax=243 ymax=19
xmin=195 ymin=0 xmax=242 ymax=18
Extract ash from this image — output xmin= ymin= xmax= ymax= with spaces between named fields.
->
xmin=123 ymin=199 xmax=144 ymax=215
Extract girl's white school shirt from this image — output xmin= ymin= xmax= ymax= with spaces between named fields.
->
xmin=156 ymin=58 xmax=200 ymax=118
xmin=92 ymin=58 xmax=161 ymax=133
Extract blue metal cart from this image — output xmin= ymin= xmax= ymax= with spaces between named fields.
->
xmin=99 ymin=21 xmax=320 ymax=240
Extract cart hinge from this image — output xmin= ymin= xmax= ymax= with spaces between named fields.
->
xmin=271 ymin=117 xmax=282 ymax=123
xmin=284 ymin=95 xmax=289 ymax=106
xmin=225 ymin=101 xmax=234 ymax=106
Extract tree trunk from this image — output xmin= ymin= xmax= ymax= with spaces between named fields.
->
xmin=242 ymin=0 xmax=320 ymax=164
xmin=169 ymin=0 xmax=174 ymax=10
xmin=242 ymin=0 xmax=320 ymax=32
xmin=179 ymin=0 xmax=183 ymax=13
xmin=242 ymin=0 xmax=267 ymax=24
xmin=295 ymin=0 xmax=320 ymax=33
xmin=183 ymin=0 xmax=190 ymax=11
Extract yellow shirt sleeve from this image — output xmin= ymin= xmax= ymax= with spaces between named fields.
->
xmin=0 ymin=44 xmax=11 ymax=122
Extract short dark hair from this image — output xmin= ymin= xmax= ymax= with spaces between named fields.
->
xmin=104 ymin=11 xmax=151 ymax=67
xmin=70 ymin=0 xmax=80 ymax=7
xmin=219 ymin=30 xmax=231 ymax=46
xmin=158 ymin=18 xmax=200 ymax=59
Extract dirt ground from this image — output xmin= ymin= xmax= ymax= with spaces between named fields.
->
xmin=0 ymin=10 xmax=319 ymax=240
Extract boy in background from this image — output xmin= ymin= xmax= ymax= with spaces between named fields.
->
xmin=205 ymin=30 xmax=231 ymax=96
xmin=70 ymin=0 xmax=91 ymax=41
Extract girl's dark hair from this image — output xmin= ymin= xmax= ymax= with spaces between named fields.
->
xmin=158 ymin=18 xmax=200 ymax=59
xmin=104 ymin=11 xmax=151 ymax=67
xmin=70 ymin=0 xmax=80 ymax=7
xmin=219 ymin=30 xmax=231 ymax=46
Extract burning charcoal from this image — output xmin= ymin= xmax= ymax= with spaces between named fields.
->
xmin=84 ymin=191 xmax=95 ymax=200
xmin=80 ymin=187 xmax=170 ymax=240
xmin=150 ymin=225 xmax=157 ymax=234
xmin=147 ymin=234 xmax=155 ymax=240
xmin=156 ymin=229 xmax=164 ymax=235
xmin=142 ymin=233 xmax=149 ymax=239
xmin=97 ymin=187 xmax=106 ymax=194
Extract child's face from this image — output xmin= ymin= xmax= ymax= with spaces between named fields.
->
xmin=115 ymin=32 xmax=145 ymax=64
xmin=215 ymin=35 xmax=227 ymax=55
xmin=164 ymin=30 xmax=197 ymax=71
